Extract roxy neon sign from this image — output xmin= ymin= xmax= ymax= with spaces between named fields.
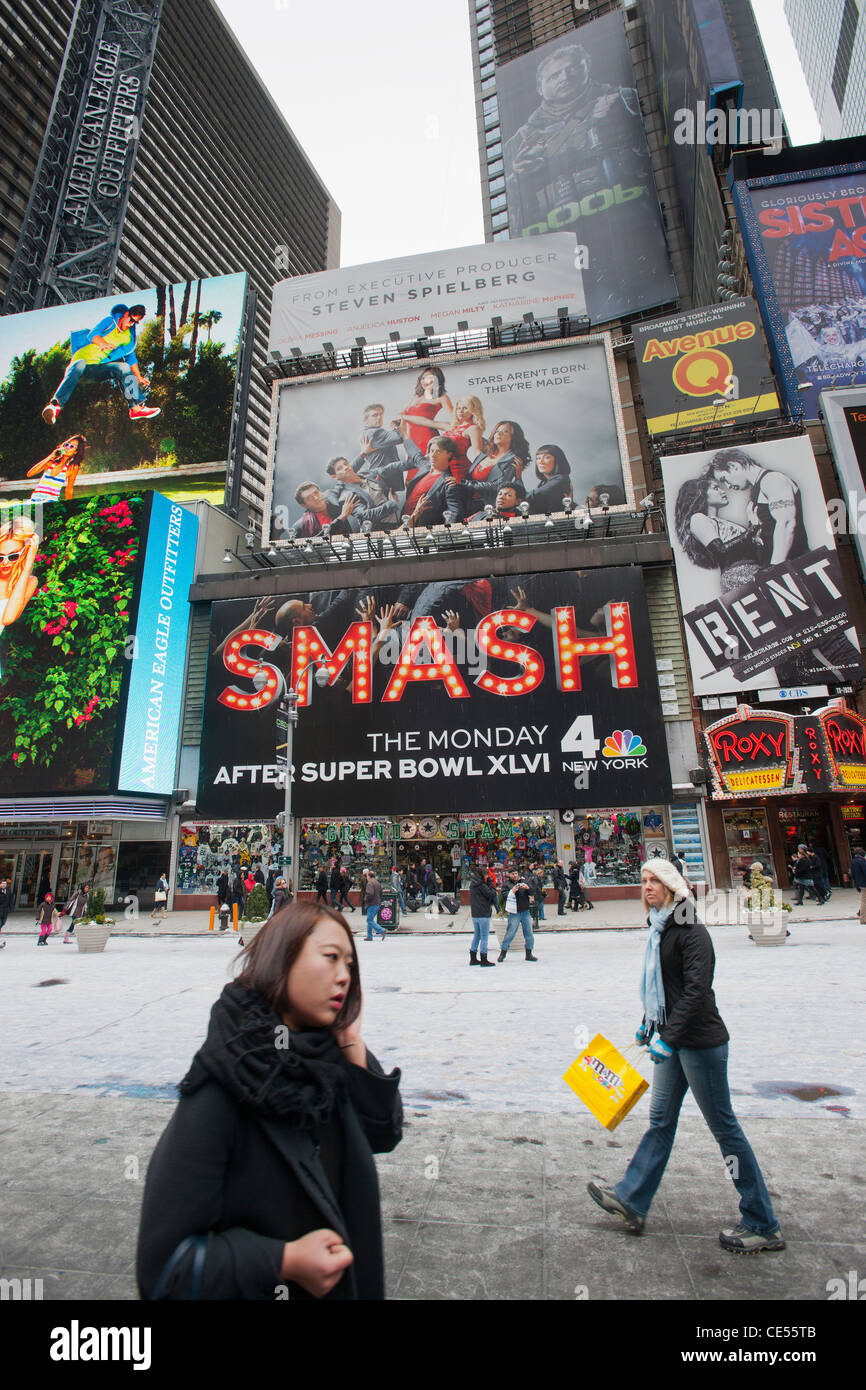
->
xmin=217 ymin=603 xmax=638 ymax=712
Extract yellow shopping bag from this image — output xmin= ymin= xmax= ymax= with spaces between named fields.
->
xmin=562 ymin=1033 xmax=648 ymax=1131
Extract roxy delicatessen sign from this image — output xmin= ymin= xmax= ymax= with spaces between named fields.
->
xmin=704 ymin=699 xmax=866 ymax=799
xmin=196 ymin=568 xmax=672 ymax=818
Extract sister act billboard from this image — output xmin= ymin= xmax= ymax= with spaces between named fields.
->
xmin=196 ymin=567 xmax=672 ymax=818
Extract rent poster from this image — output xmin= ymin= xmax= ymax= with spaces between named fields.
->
xmin=495 ymin=9 xmax=677 ymax=323
xmin=0 ymin=273 xmax=246 ymax=507
xmin=196 ymin=567 xmax=672 ymax=818
xmin=267 ymin=341 xmax=629 ymax=542
xmin=662 ymin=436 xmax=863 ymax=695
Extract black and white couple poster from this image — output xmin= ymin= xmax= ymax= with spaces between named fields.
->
xmin=662 ymin=436 xmax=863 ymax=695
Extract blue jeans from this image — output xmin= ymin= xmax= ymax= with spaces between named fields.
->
xmin=470 ymin=916 xmax=491 ymax=954
xmin=365 ymin=905 xmax=384 ymax=938
xmin=502 ymin=910 xmax=534 ymax=952
xmin=53 ymin=359 xmax=145 ymax=408
xmin=615 ymin=1043 xmax=778 ymax=1233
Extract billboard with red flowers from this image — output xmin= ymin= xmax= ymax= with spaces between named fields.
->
xmin=0 ymin=490 xmax=197 ymax=794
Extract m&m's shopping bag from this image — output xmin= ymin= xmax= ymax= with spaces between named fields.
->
xmin=562 ymin=1033 xmax=648 ymax=1131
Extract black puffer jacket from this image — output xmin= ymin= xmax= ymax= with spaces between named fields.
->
xmin=469 ymin=873 xmax=497 ymax=917
xmin=646 ymin=897 xmax=729 ymax=1050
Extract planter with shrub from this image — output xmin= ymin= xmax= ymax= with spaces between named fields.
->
xmin=239 ymin=884 xmax=271 ymax=949
xmin=75 ymin=887 xmax=114 ymax=953
xmin=744 ymin=865 xmax=791 ymax=947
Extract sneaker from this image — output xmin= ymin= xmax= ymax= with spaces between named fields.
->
xmin=587 ymin=1182 xmax=645 ymax=1234
xmin=129 ymin=404 xmax=161 ymax=420
xmin=719 ymin=1222 xmax=785 ymax=1254
xmin=41 ymin=401 xmax=61 ymax=425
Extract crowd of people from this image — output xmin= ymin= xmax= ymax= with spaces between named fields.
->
xmin=279 ymin=366 xmax=624 ymax=540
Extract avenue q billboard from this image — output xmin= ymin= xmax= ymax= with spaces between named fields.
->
xmin=268 ymin=235 xmax=585 ymax=355
xmin=662 ymin=436 xmax=863 ymax=696
xmin=496 ymin=9 xmax=677 ymax=323
xmin=196 ymin=567 xmax=672 ymax=818
xmin=633 ymin=299 xmax=779 ymax=435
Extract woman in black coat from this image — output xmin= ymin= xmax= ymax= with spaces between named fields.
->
xmin=587 ymin=860 xmax=784 ymax=1255
xmin=525 ymin=444 xmax=572 ymax=515
xmin=137 ymin=901 xmax=402 ymax=1299
xmin=230 ymin=872 xmax=245 ymax=917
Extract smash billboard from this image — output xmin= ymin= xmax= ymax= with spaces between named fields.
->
xmin=633 ymin=298 xmax=779 ymax=434
xmin=495 ymin=9 xmax=677 ymax=323
xmin=196 ymin=567 xmax=672 ymax=818
xmin=0 ymin=490 xmax=196 ymax=795
xmin=0 ymin=273 xmax=246 ymax=507
xmin=267 ymin=341 xmax=629 ymax=541
xmin=732 ymin=166 xmax=866 ymax=421
xmin=662 ymin=435 xmax=863 ymax=695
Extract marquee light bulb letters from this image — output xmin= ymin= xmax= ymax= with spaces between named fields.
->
xmin=218 ymin=629 xmax=285 ymax=712
xmin=382 ymin=616 xmax=470 ymax=702
xmin=475 ymin=609 xmax=544 ymax=696
xmin=292 ymin=621 xmax=374 ymax=705
xmin=552 ymin=602 xmax=636 ymax=691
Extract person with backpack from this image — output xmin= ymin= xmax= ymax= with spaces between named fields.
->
xmin=361 ymin=870 xmax=386 ymax=941
xmin=587 ymin=859 xmax=784 ymax=1254
xmin=497 ymin=870 xmax=537 ymax=962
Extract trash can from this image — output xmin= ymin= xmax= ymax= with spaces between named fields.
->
xmin=377 ymin=892 xmax=399 ymax=931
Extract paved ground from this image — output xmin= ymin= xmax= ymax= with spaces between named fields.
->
xmin=1 ymin=916 xmax=864 ymax=1302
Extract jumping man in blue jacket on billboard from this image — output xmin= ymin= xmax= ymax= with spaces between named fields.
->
xmin=41 ymin=303 xmax=161 ymax=426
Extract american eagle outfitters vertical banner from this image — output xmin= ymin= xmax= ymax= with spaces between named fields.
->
xmin=495 ymin=9 xmax=677 ymax=323
xmin=196 ymin=567 xmax=671 ymax=818
xmin=662 ymin=435 xmax=863 ymax=695
xmin=117 ymin=493 xmax=198 ymax=794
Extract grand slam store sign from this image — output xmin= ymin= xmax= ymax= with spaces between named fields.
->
xmin=197 ymin=568 xmax=671 ymax=818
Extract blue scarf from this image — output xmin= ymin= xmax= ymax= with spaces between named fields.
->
xmin=641 ymin=905 xmax=670 ymax=1030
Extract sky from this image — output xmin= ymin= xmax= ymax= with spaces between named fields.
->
xmin=213 ymin=0 xmax=822 ymax=271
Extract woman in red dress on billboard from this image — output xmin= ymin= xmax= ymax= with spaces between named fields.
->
xmin=398 ymin=367 xmax=452 ymax=456
xmin=444 ymin=396 xmax=486 ymax=483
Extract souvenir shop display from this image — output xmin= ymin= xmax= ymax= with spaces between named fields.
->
xmin=572 ymin=809 xmax=646 ymax=886
xmin=176 ymin=823 xmax=280 ymax=895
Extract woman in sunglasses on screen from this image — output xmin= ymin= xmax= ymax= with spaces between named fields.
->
xmin=0 ymin=517 xmax=40 ymax=679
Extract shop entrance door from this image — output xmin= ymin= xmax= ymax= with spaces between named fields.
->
xmin=16 ymin=851 xmax=53 ymax=911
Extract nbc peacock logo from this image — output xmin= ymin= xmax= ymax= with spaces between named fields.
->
xmin=602 ymin=729 xmax=647 ymax=759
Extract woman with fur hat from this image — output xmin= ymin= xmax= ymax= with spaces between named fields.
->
xmin=587 ymin=860 xmax=784 ymax=1255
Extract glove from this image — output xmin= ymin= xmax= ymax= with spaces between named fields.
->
xmin=648 ymin=1036 xmax=674 ymax=1065
xmin=635 ymin=1025 xmax=650 ymax=1047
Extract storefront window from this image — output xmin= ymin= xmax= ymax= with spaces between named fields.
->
xmin=841 ymin=805 xmax=865 ymax=857
xmin=572 ymin=810 xmax=647 ymax=886
xmin=723 ymin=808 xmax=773 ymax=887
xmin=777 ymin=805 xmax=837 ymax=883
xmin=299 ymin=820 xmax=393 ymax=891
xmin=177 ymin=823 xmax=280 ymax=895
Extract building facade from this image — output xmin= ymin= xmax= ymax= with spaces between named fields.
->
xmin=785 ymin=0 xmax=866 ymax=140
xmin=1 ymin=0 xmax=341 ymax=527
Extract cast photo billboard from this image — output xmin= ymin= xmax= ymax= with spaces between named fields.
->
xmin=269 ymin=235 xmax=586 ymax=356
xmin=196 ymin=567 xmax=672 ymax=819
xmin=496 ymin=9 xmax=677 ymax=323
xmin=733 ymin=166 xmax=866 ymax=421
xmin=633 ymin=298 xmax=779 ymax=434
xmin=0 ymin=490 xmax=196 ymax=796
xmin=267 ymin=341 xmax=630 ymax=541
xmin=0 ymin=273 xmax=247 ymax=506
xmin=662 ymin=435 xmax=863 ymax=695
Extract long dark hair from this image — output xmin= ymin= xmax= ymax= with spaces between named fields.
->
xmin=235 ymin=901 xmax=361 ymax=1028
xmin=489 ymin=420 xmax=530 ymax=468
xmin=533 ymin=444 xmax=571 ymax=483
xmin=414 ymin=366 xmax=446 ymax=397
xmin=674 ymin=476 xmax=717 ymax=569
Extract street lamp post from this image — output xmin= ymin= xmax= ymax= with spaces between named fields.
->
xmin=278 ymin=658 xmax=326 ymax=896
